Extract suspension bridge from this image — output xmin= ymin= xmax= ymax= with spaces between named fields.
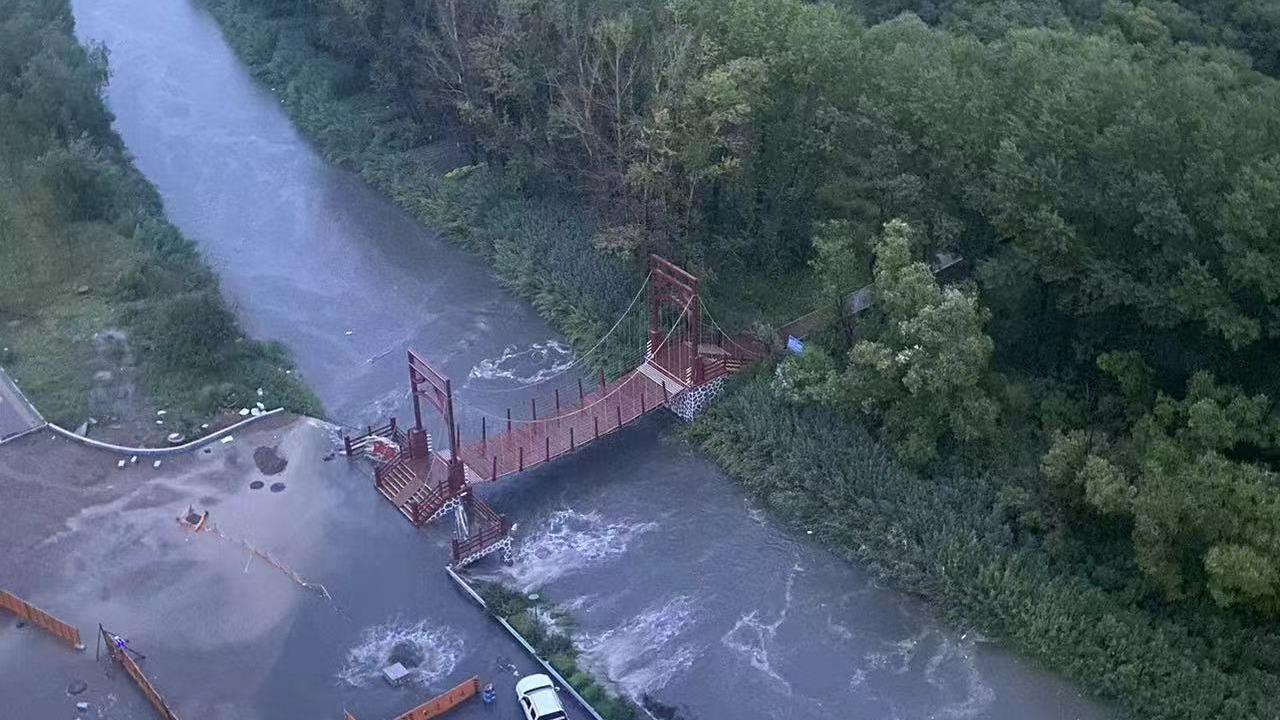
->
xmin=344 ymin=255 xmax=769 ymax=566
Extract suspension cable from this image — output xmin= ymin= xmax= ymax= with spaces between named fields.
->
xmin=451 ymin=297 xmax=692 ymax=426
xmin=463 ymin=270 xmax=653 ymax=394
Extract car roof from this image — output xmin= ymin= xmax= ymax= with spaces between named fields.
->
xmin=516 ymin=674 xmax=564 ymax=716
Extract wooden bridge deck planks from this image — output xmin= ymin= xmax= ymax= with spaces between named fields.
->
xmin=458 ymin=370 xmax=668 ymax=480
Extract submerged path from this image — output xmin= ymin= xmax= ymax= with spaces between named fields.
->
xmin=69 ymin=1 xmax=1113 ymax=718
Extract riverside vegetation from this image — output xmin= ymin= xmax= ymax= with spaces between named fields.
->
xmin=0 ymin=0 xmax=318 ymax=439
xmin=204 ymin=0 xmax=1280 ymax=717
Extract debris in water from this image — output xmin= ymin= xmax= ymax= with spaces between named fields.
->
xmin=221 ymin=435 xmax=234 ymax=444
xmin=152 ymin=460 xmax=162 ymax=469
xmin=156 ymin=410 xmax=166 ymax=416
xmin=116 ymin=460 xmax=126 ymax=469
xmin=130 ymin=455 xmax=138 ymax=464
xmin=155 ymin=420 xmax=164 ymax=425
xmin=344 ymin=330 xmax=353 ymax=336
xmin=256 ymin=387 xmax=264 ymax=397
xmin=249 ymin=481 xmax=265 ymax=490
xmin=269 ymin=482 xmax=286 ymax=493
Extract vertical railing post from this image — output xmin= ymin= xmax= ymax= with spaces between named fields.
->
xmin=481 ymin=416 xmax=486 ymax=444
xmin=531 ymin=398 xmax=537 ymax=420
xmin=641 ymin=391 xmax=647 ymax=414
xmin=491 ymin=455 xmax=497 ymax=481
xmin=545 ymin=436 xmax=551 ymax=461
xmin=616 ymin=405 xmax=623 ymax=429
xmin=600 ymin=369 xmax=606 ymax=394
xmin=578 ymin=378 xmax=585 ymax=403
xmin=344 ymin=435 xmax=353 ymax=456
xmin=518 ymin=446 xmax=524 ymax=472
xmin=506 ymin=408 xmax=512 ymax=432
xmin=569 ymin=427 xmax=575 ymax=451
xmin=555 ymin=388 xmax=561 ymax=413
xmin=594 ymin=416 xmax=600 ymax=439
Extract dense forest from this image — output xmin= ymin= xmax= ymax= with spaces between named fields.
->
xmin=0 ymin=0 xmax=317 ymax=436
xmin=204 ymin=0 xmax=1280 ymax=716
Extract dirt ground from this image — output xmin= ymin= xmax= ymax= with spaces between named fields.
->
xmin=0 ymin=414 xmax=557 ymax=720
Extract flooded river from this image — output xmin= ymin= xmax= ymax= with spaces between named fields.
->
xmin=70 ymin=1 xmax=1112 ymax=717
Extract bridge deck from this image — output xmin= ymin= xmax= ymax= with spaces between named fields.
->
xmin=458 ymin=367 xmax=671 ymax=481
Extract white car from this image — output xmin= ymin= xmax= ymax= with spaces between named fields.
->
xmin=515 ymin=673 xmax=567 ymax=720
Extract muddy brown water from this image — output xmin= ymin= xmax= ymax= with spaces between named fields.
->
xmin=61 ymin=1 xmax=1115 ymax=718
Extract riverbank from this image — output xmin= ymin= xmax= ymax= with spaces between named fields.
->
xmin=0 ymin=0 xmax=319 ymax=444
xmin=198 ymin=1 xmax=1276 ymax=718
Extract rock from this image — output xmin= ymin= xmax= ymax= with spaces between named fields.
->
xmin=344 ymin=330 xmax=353 ymax=336
xmin=116 ymin=460 xmax=126 ymax=469
xmin=249 ymin=480 xmax=264 ymax=490
xmin=76 ymin=702 xmax=89 ymax=711
xmin=66 ymin=680 xmax=87 ymax=696
xmin=155 ymin=419 xmax=164 ymax=425
xmin=269 ymin=482 xmax=286 ymax=493
xmin=75 ymin=285 xmax=90 ymax=295
xmin=256 ymin=387 xmax=264 ymax=397
xmin=152 ymin=460 xmax=162 ymax=469
xmin=250 ymin=408 xmax=261 ymax=417
xmin=156 ymin=409 xmax=166 ymax=416
xmin=238 ymin=408 xmax=251 ymax=416
xmin=220 ymin=435 xmax=234 ymax=444
xmin=130 ymin=455 xmax=138 ymax=464
xmin=201 ymin=423 xmax=209 ymax=429
xmin=167 ymin=432 xmax=185 ymax=445
xmin=92 ymin=370 xmax=113 ymax=383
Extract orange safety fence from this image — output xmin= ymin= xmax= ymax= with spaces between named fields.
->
xmin=348 ymin=676 xmax=480 ymax=720
xmin=100 ymin=626 xmax=182 ymax=720
xmin=0 ymin=590 xmax=84 ymax=650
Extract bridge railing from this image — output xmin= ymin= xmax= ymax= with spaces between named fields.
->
xmin=344 ymin=417 xmax=405 ymax=457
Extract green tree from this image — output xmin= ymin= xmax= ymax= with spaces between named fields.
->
xmin=844 ymin=219 xmax=996 ymax=468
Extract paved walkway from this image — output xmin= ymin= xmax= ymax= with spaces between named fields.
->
xmin=0 ymin=367 xmax=43 ymax=441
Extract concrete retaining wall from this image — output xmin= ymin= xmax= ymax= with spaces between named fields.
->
xmin=44 ymin=408 xmax=286 ymax=457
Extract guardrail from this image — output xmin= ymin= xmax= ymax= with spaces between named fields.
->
xmin=0 ymin=590 xmax=84 ymax=650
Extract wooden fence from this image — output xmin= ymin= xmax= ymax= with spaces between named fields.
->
xmin=347 ymin=676 xmax=480 ymax=720
xmin=0 ymin=590 xmax=83 ymax=650
xmin=100 ymin=626 xmax=182 ymax=720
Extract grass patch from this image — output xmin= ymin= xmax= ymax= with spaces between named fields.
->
xmin=0 ymin=0 xmax=319 ymax=441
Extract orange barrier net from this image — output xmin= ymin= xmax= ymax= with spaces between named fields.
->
xmin=0 ymin=590 xmax=83 ymax=650
xmin=348 ymin=676 xmax=480 ymax=720
xmin=100 ymin=626 xmax=181 ymax=720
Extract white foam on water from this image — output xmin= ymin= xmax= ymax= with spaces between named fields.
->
xmin=718 ymin=564 xmax=800 ymax=692
xmin=337 ymin=619 xmax=463 ymax=688
xmin=923 ymin=637 xmax=994 ymax=719
xmin=861 ymin=629 xmax=929 ymax=676
xmin=576 ymin=595 xmax=701 ymax=698
xmin=467 ymin=340 xmax=575 ymax=387
xmin=503 ymin=509 xmax=658 ymax=592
